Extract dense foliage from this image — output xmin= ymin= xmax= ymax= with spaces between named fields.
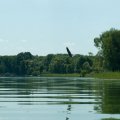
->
xmin=94 ymin=28 xmax=120 ymax=71
xmin=0 ymin=52 xmax=93 ymax=76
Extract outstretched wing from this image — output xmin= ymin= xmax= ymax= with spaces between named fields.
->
xmin=66 ymin=47 xmax=72 ymax=57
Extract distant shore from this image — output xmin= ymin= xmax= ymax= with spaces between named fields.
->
xmin=40 ymin=73 xmax=81 ymax=77
xmin=0 ymin=73 xmax=81 ymax=77
xmin=89 ymin=72 xmax=120 ymax=79
xmin=0 ymin=72 xmax=120 ymax=79
xmin=41 ymin=72 xmax=120 ymax=79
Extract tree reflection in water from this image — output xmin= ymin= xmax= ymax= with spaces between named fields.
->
xmin=94 ymin=80 xmax=120 ymax=114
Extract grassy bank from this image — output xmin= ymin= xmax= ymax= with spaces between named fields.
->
xmin=41 ymin=73 xmax=80 ymax=77
xmin=1 ymin=72 xmax=120 ymax=79
xmin=0 ymin=73 xmax=81 ymax=77
xmin=91 ymin=72 xmax=120 ymax=79
xmin=102 ymin=118 xmax=120 ymax=120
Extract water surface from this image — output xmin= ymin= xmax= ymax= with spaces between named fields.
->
xmin=0 ymin=77 xmax=120 ymax=120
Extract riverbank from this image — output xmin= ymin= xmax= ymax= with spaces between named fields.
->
xmin=41 ymin=73 xmax=80 ymax=77
xmin=42 ymin=72 xmax=120 ymax=79
xmin=90 ymin=72 xmax=120 ymax=79
xmin=1 ymin=72 xmax=120 ymax=79
xmin=0 ymin=73 xmax=81 ymax=77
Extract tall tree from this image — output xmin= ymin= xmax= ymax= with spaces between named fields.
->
xmin=94 ymin=28 xmax=120 ymax=71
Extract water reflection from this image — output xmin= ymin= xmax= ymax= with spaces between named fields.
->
xmin=0 ymin=77 xmax=120 ymax=120
xmin=94 ymin=80 xmax=120 ymax=114
xmin=65 ymin=99 xmax=72 ymax=120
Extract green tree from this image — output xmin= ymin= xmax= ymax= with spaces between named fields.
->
xmin=16 ymin=52 xmax=33 ymax=75
xmin=49 ymin=56 xmax=66 ymax=73
xmin=94 ymin=28 xmax=120 ymax=71
xmin=43 ymin=54 xmax=54 ymax=72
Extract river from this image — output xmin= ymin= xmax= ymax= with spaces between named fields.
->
xmin=0 ymin=77 xmax=120 ymax=120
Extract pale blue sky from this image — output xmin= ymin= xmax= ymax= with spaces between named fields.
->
xmin=0 ymin=0 xmax=120 ymax=55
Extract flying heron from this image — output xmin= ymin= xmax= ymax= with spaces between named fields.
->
xmin=66 ymin=47 xmax=72 ymax=57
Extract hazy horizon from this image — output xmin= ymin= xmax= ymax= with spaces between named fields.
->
xmin=0 ymin=0 xmax=120 ymax=56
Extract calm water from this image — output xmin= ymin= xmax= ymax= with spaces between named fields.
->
xmin=0 ymin=77 xmax=120 ymax=120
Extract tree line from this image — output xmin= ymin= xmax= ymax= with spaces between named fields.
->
xmin=0 ymin=52 xmax=93 ymax=76
xmin=0 ymin=28 xmax=120 ymax=76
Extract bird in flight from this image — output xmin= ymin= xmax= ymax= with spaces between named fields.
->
xmin=66 ymin=47 xmax=72 ymax=57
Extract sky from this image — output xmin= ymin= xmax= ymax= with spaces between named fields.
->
xmin=0 ymin=0 xmax=120 ymax=56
